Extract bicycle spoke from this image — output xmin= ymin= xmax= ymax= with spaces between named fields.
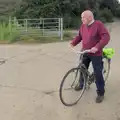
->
xmin=59 ymin=67 xmax=86 ymax=106
xmin=71 ymin=70 xmax=79 ymax=87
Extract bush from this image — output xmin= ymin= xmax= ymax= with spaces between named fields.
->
xmin=99 ymin=17 xmax=107 ymax=23
xmin=63 ymin=14 xmax=81 ymax=29
xmin=70 ymin=16 xmax=81 ymax=29
xmin=115 ymin=7 xmax=120 ymax=17
xmin=63 ymin=14 xmax=72 ymax=29
xmin=99 ymin=8 xmax=114 ymax=22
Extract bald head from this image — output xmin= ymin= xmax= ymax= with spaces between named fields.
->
xmin=81 ymin=10 xmax=94 ymax=25
xmin=82 ymin=10 xmax=94 ymax=19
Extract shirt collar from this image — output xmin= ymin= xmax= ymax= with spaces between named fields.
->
xmin=88 ymin=20 xmax=95 ymax=26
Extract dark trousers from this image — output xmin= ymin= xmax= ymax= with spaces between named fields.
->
xmin=80 ymin=54 xmax=105 ymax=96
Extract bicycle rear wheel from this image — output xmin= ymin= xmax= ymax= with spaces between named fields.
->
xmin=59 ymin=67 xmax=87 ymax=106
xmin=103 ymin=58 xmax=111 ymax=82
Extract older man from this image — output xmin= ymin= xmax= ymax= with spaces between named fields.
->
xmin=70 ymin=10 xmax=110 ymax=103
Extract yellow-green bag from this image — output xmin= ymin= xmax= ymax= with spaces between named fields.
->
xmin=103 ymin=48 xmax=115 ymax=59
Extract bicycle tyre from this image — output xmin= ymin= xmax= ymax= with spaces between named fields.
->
xmin=59 ymin=67 xmax=87 ymax=106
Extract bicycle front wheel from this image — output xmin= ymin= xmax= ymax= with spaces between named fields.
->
xmin=59 ymin=67 xmax=87 ymax=106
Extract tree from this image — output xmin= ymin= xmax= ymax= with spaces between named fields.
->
xmin=14 ymin=0 xmax=120 ymax=28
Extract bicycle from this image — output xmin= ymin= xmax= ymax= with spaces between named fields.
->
xmin=59 ymin=47 xmax=114 ymax=106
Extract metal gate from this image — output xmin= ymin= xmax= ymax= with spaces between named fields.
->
xmin=9 ymin=18 xmax=63 ymax=40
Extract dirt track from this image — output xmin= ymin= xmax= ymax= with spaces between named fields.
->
xmin=0 ymin=21 xmax=119 ymax=120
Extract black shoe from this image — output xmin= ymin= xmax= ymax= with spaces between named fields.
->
xmin=74 ymin=84 xmax=83 ymax=91
xmin=96 ymin=95 xmax=104 ymax=103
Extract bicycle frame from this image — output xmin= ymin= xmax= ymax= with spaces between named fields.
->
xmin=77 ymin=53 xmax=92 ymax=77
xmin=70 ymin=47 xmax=111 ymax=85
xmin=77 ymin=53 xmax=111 ymax=85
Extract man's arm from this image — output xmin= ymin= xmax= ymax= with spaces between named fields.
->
xmin=95 ymin=21 xmax=110 ymax=50
xmin=70 ymin=27 xmax=82 ymax=47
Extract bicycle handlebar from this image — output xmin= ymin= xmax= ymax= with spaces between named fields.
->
xmin=70 ymin=46 xmax=91 ymax=54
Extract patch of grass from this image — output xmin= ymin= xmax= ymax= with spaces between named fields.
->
xmin=0 ymin=22 xmax=20 ymax=43
xmin=0 ymin=21 xmax=76 ymax=44
xmin=14 ymin=30 xmax=76 ymax=44
xmin=18 ymin=35 xmax=60 ymax=43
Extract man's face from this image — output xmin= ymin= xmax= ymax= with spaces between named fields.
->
xmin=81 ymin=13 xmax=91 ymax=25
